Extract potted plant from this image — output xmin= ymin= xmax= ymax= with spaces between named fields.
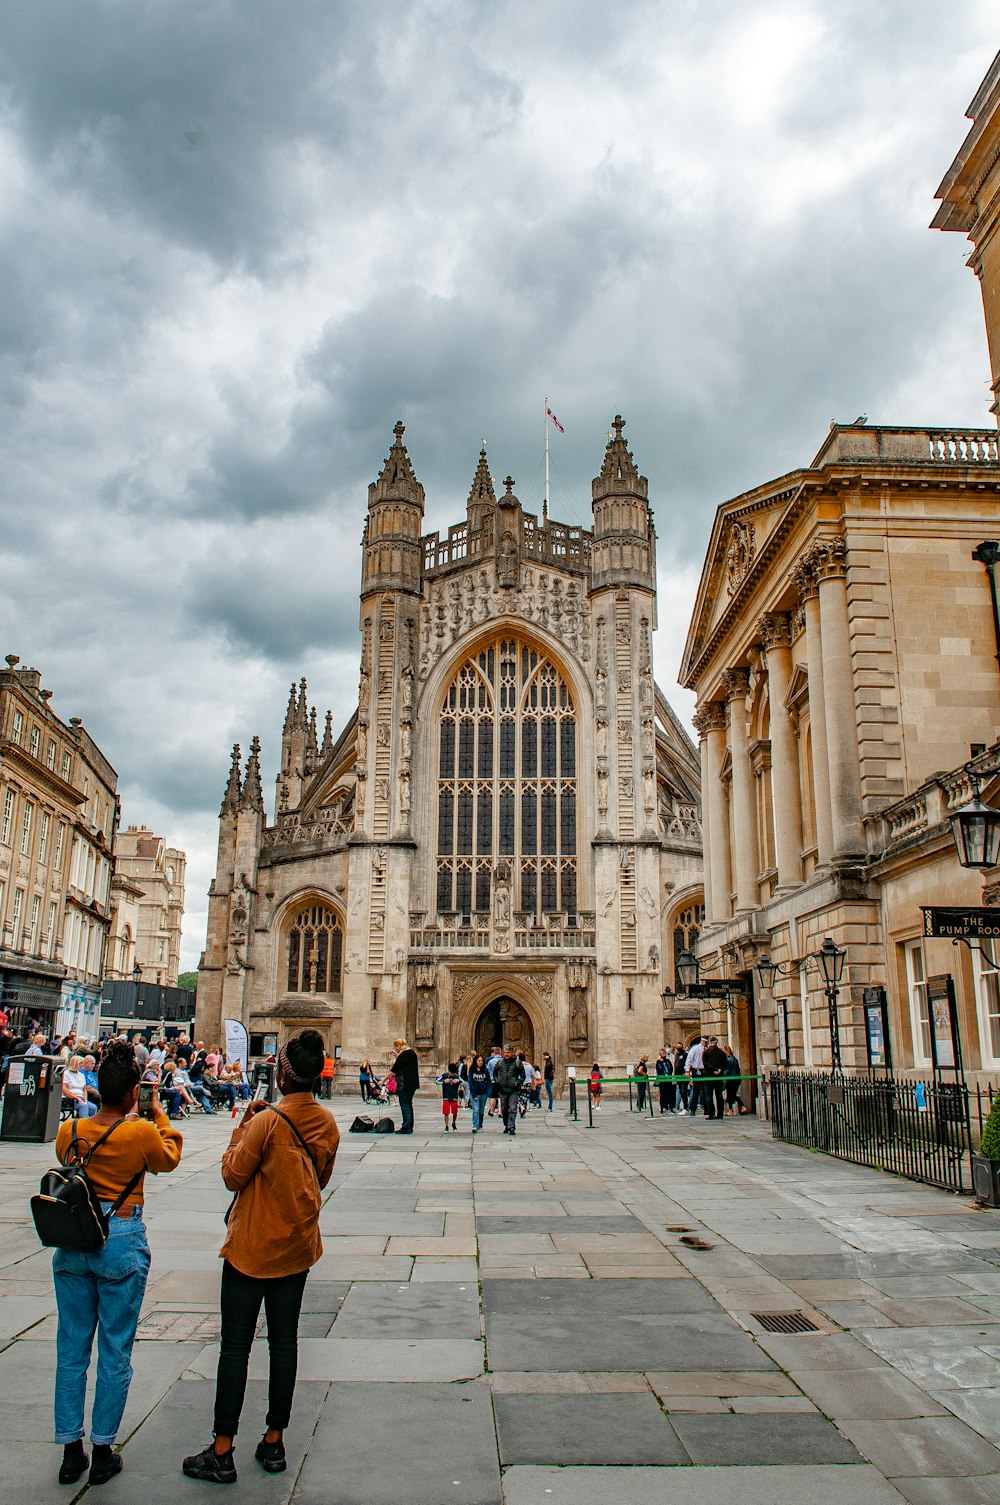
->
xmin=973 ymin=1094 xmax=1000 ymax=1206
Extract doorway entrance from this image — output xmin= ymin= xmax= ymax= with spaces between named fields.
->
xmin=474 ymin=997 xmax=534 ymax=1060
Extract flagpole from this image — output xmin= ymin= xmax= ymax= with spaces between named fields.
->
xmin=543 ymin=395 xmax=550 ymax=525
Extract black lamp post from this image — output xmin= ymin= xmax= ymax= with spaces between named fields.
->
xmin=132 ymin=962 xmax=142 ymax=984
xmin=817 ymin=936 xmax=846 ymax=1074
xmin=756 ymin=939 xmax=846 ymax=1072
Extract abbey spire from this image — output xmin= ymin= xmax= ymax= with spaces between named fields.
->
xmin=466 ymin=443 xmax=497 ymax=537
xmin=362 ymin=421 xmax=425 ymax=598
xmin=590 ymin=414 xmax=656 ymax=592
xmin=241 ymin=736 xmax=264 ymax=813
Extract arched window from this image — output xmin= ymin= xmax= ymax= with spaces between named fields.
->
xmin=672 ymin=901 xmax=704 ymax=994
xmin=286 ymin=902 xmax=343 ymax=994
xmin=437 ymin=637 xmax=578 ymax=919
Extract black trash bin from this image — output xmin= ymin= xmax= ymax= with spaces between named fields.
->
xmin=0 ymin=1055 xmax=65 ymax=1142
xmin=251 ymin=1061 xmax=276 ymax=1103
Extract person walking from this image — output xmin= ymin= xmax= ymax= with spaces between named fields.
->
xmin=701 ymin=1037 xmax=728 ymax=1120
xmin=589 ymin=1062 xmax=603 ymax=1110
xmin=52 ymin=1040 xmax=182 ymax=1487
xmin=542 ymin=1053 xmax=555 ymax=1111
xmin=486 ymin=1046 xmax=502 ymax=1117
xmin=358 ymin=1059 xmax=373 ymax=1101
xmin=182 ymin=1030 xmax=340 ymax=1485
xmin=493 ymin=1046 xmax=524 ymax=1135
xmin=468 ymin=1055 xmax=491 ymax=1131
xmin=456 ymin=1054 xmax=469 ymax=1108
xmin=391 ymin=1039 xmax=420 ymax=1134
xmin=673 ymin=1043 xmax=689 ymax=1112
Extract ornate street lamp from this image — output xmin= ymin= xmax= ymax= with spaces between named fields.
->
xmin=755 ymin=939 xmax=846 ymax=1072
xmin=949 ymin=763 xmax=1000 ymax=870
xmin=132 ymin=962 xmax=142 ymax=983
xmin=676 ymin=948 xmax=700 ymax=994
xmin=754 ymin=954 xmax=779 ymax=992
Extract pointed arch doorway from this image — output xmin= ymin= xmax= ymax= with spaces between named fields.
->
xmin=474 ymin=997 xmax=534 ymax=1060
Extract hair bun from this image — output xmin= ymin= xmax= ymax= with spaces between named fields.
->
xmin=286 ymin=1029 xmax=325 ymax=1081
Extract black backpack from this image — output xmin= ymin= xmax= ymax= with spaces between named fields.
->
xmin=30 ymin=1120 xmax=142 ymax=1253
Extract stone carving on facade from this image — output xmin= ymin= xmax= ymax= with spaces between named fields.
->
xmin=376 ymin=777 xmax=391 ymax=803
xmin=350 ymin=885 xmax=368 ymax=915
xmin=722 ymin=666 xmax=751 ymax=704
xmin=526 ymin=973 xmax=553 ymax=995
xmin=399 ymin=770 xmax=411 ymax=818
xmin=453 ymin=975 xmax=473 ymax=1002
xmin=757 ymin=611 xmax=792 ymax=651
xmin=648 ymin=943 xmax=659 ymax=971
xmin=810 ymin=534 xmax=848 ymax=583
xmin=600 ymin=886 xmax=617 ymax=916
xmin=597 ymin=761 xmax=609 ymax=819
xmin=596 ymin=715 xmax=608 ymax=759
xmin=376 ymin=722 xmax=390 ymax=747
xmin=415 ymin=991 xmax=435 ymax=1044
xmin=983 ymin=880 xmax=1000 ymax=907
xmin=692 ymin=701 xmax=726 ymax=740
xmin=418 ymin=563 xmax=591 ymax=681
xmin=498 ymin=530 xmax=518 ymax=587
xmin=791 ymin=603 xmax=806 ymax=638
xmin=569 ymin=990 xmax=589 ymax=1047
xmin=618 ymin=720 xmax=632 ymax=743
xmin=725 ymin=518 xmax=756 ymax=595
xmin=639 ymin=886 xmax=658 ymax=919
xmin=414 ymin=962 xmax=436 ymax=988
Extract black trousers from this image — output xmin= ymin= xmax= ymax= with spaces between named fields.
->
xmin=214 ymin=1260 xmax=308 ymax=1438
xmin=498 ymin=1091 xmax=519 ymax=1131
xmin=704 ymin=1080 xmax=726 ymax=1119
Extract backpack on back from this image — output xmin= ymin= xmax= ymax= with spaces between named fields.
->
xmin=30 ymin=1121 xmax=141 ymax=1253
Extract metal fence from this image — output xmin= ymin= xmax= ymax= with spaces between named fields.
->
xmin=767 ymin=1071 xmax=973 ymax=1193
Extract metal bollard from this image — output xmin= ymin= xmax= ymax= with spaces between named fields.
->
xmin=568 ymin=1078 xmax=578 ymax=1121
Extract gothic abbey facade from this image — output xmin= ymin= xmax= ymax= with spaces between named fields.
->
xmin=196 ymin=418 xmax=703 ymax=1071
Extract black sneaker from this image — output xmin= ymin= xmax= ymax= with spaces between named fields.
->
xmin=58 ymin=1443 xmax=88 ymax=1485
xmin=182 ymin=1443 xmax=237 ymax=1485
xmin=89 ymin=1447 xmax=123 ymax=1487
xmin=255 ymin=1437 xmax=286 ymax=1474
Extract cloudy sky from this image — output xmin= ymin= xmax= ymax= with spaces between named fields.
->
xmin=1 ymin=1 xmax=996 ymax=967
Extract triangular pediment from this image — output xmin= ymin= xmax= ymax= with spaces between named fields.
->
xmin=298 ymin=708 xmax=359 ymax=820
xmin=680 ymin=470 xmax=807 ymax=686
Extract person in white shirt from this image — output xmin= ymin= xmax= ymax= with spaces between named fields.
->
xmin=685 ymin=1037 xmax=708 ymax=1117
xmin=62 ymin=1055 xmax=97 ymax=1118
xmin=26 ymin=1033 xmax=46 ymax=1057
xmin=147 ymin=1043 xmax=165 ymax=1068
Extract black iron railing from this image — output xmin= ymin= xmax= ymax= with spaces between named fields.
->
xmin=767 ymin=1071 xmax=973 ymax=1193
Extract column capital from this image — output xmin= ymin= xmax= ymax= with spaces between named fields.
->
xmin=810 ymin=534 xmax=848 ymax=583
xmin=790 ymin=554 xmax=818 ymax=603
xmin=692 ymin=701 xmax=727 ymax=738
xmin=722 ymin=666 xmax=751 ymax=702
xmin=757 ymin=611 xmax=792 ymax=651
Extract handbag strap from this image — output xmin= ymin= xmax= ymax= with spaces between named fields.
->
xmin=265 ymin=1104 xmax=321 ymax=1186
xmin=67 ymin=1118 xmax=143 ymax=1213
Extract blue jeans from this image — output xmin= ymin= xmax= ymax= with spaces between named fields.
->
xmin=398 ymin=1090 xmax=415 ymax=1133
xmin=471 ymin=1093 xmax=489 ymax=1129
xmin=545 ymin=1080 xmax=554 ymax=1110
xmin=53 ymin=1208 xmax=151 ymax=1444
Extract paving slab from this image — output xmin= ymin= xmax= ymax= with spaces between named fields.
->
xmin=670 ymin=1411 xmax=863 ymax=1466
xmin=332 ymin=1280 xmax=480 ymax=1339
xmin=500 ymin=1465 xmax=905 ymax=1504
xmin=890 ymin=1479 xmax=1000 ymax=1504
xmin=839 ymin=1415 xmax=1000 ymax=1477
xmin=293 ymin=1382 xmax=500 ymax=1505
xmin=494 ymin=1392 xmax=687 ymax=1465
xmin=791 ymin=1368 xmax=949 ymax=1418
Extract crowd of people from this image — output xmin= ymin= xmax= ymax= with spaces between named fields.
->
xmin=357 ymin=1036 xmax=748 ymax=1132
xmin=0 ymin=1022 xmax=255 ymax=1121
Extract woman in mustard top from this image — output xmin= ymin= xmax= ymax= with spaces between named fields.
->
xmin=183 ymin=1029 xmax=339 ymax=1485
xmin=52 ymin=1040 xmax=182 ymax=1487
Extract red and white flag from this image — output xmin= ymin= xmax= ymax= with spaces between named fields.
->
xmin=546 ymin=406 xmax=564 ymax=434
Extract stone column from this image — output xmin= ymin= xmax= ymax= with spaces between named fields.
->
xmin=813 ymin=536 xmax=865 ymax=859
xmin=723 ymin=668 xmax=758 ymax=911
xmin=792 ymin=556 xmax=834 ymax=865
xmin=694 ymin=703 xmax=730 ymax=923
xmin=757 ymin=612 xmax=803 ymax=891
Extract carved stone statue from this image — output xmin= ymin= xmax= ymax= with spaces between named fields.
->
xmin=416 ymin=991 xmax=435 ymax=1043
xmin=570 ymin=993 xmax=588 ymax=1043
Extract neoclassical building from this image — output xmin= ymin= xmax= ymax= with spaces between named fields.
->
xmin=196 ymin=419 xmax=703 ymax=1069
xmin=680 ymin=421 xmax=1000 ymax=1082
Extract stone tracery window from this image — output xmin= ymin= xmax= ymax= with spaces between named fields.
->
xmin=286 ymin=901 xmax=343 ymax=994
xmin=437 ymin=638 xmax=578 ymax=918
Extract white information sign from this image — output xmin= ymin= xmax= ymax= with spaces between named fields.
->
xmin=224 ymin=1018 xmax=249 ymax=1069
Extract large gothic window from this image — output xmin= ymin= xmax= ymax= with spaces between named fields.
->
xmin=437 ymin=638 xmax=578 ymax=919
xmin=286 ymin=902 xmax=343 ymax=993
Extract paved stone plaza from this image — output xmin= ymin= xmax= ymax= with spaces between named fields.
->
xmin=3 ymin=1099 xmax=1000 ymax=1502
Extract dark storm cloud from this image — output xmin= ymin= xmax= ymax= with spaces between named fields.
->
xmin=0 ymin=0 xmax=995 ymax=963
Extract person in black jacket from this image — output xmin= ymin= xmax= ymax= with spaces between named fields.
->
xmin=492 ymin=1047 xmax=524 ymax=1136
xmin=391 ymin=1039 xmax=420 ymax=1134
xmin=701 ymin=1038 xmax=728 ymax=1120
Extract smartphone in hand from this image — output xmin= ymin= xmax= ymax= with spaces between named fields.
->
xmin=137 ymin=1083 xmax=156 ymax=1120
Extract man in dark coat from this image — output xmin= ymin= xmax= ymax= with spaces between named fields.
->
xmin=492 ymin=1046 xmax=524 ymax=1136
xmin=392 ymin=1038 xmax=420 ymax=1134
xmin=701 ymin=1037 xmax=728 ymax=1120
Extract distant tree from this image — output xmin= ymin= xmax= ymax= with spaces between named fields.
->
xmin=177 ymin=971 xmax=199 ymax=992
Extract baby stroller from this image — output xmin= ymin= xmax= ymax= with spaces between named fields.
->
xmin=370 ymin=1072 xmax=393 ymax=1107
